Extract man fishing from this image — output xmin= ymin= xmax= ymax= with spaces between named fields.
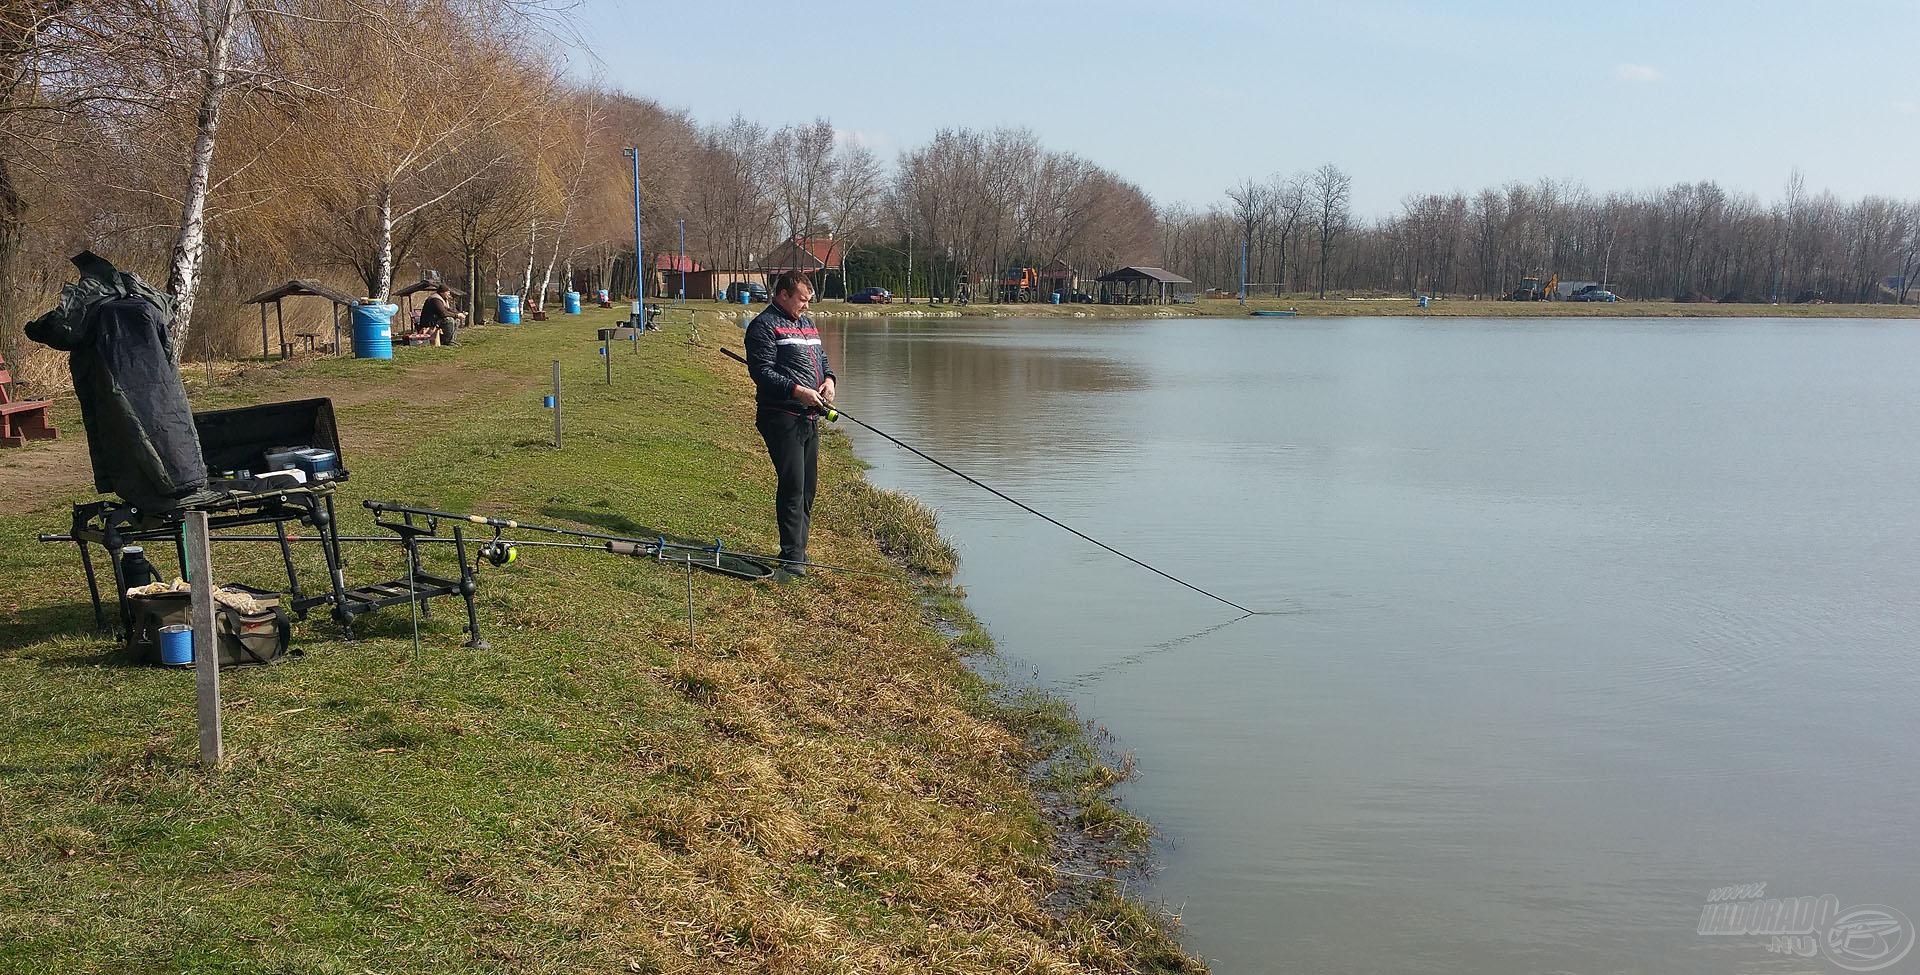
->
xmin=743 ymin=271 xmax=835 ymax=578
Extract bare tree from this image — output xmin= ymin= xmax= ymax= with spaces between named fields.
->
xmin=294 ymin=0 xmax=554 ymax=300
xmin=1898 ymin=201 xmax=1920 ymax=304
xmin=1224 ymin=177 xmax=1267 ymax=296
xmin=160 ymin=0 xmax=255 ymax=359
xmin=532 ymin=89 xmax=601 ymax=309
xmin=768 ymin=118 xmax=837 ymax=242
xmin=1268 ymin=172 xmax=1308 ymax=293
xmin=1308 ymin=163 xmax=1352 ymax=298
xmin=0 ymin=0 xmax=118 ymax=352
xmin=693 ymin=115 xmax=772 ymax=270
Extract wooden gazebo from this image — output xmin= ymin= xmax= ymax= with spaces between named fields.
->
xmin=392 ymin=277 xmax=467 ymax=324
xmin=1095 ymin=266 xmax=1194 ymax=305
xmin=241 ymin=280 xmax=365 ymax=358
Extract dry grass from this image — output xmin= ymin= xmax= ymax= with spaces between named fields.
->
xmin=824 ymin=476 xmax=958 ymax=577
xmin=0 ymin=307 xmax=1204 ymax=974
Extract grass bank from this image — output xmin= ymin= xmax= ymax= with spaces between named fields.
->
xmin=0 ymin=306 xmax=1202 ymax=973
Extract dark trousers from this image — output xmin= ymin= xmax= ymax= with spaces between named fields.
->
xmin=756 ymin=411 xmax=818 ymax=561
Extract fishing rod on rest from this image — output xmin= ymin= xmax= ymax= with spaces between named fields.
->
xmin=722 ymin=347 xmax=1270 ymax=617
xmin=194 ymin=531 xmax=897 ymax=579
xmin=359 ymin=500 xmax=899 ymax=579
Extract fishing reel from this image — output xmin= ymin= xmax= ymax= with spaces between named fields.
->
xmin=478 ymin=539 xmax=518 ymax=566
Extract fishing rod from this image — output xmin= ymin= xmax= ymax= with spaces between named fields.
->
xmin=185 ymin=531 xmax=897 ymax=578
xmin=360 ymin=501 xmax=898 ymax=579
xmin=723 ymin=347 xmax=1267 ymax=616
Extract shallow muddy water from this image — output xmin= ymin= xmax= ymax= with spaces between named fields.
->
xmin=819 ymin=314 xmax=1920 ymax=975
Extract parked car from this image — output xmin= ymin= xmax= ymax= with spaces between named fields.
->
xmin=1569 ymin=288 xmax=1619 ymax=302
xmin=848 ymin=287 xmax=892 ymax=304
xmin=723 ymin=281 xmax=769 ymax=303
xmin=1068 ymin=290 xmax=1096 ymax=303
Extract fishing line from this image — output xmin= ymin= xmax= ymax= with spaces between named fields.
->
xmin=724 ymin=347 xmax=1271 ymax=616
xmin=1055 ymin=614 xmax=1255 ymax=691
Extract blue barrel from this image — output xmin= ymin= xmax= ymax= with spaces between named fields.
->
xmin=1051 ymin=292 xmax=1062 ymax=304
xmin=350 ymin=303 xmax=396 ymax=359
xmin=563 ymin=291 xmax=582 ymax=314
xmin=496 ymin=294 xmax=521 ymax=325
xmin=739 ymin=290 xmax=751 ymax=305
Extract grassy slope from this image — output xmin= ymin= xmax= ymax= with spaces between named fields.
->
xmin=0 ymin=307 xmax=1200 ymax=974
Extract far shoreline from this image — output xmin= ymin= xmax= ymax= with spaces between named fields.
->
xmin=785 ymin=296 xmax=1920 ymax=321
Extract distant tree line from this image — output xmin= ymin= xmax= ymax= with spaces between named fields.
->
xmin=1168 ymin=169 xmax=1920 ymax=303
xmin=1 ymin=0 xmax=1913 ymax=382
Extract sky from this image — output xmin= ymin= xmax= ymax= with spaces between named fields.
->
xmin=571 ymin=0 xmax=1918 ymax=219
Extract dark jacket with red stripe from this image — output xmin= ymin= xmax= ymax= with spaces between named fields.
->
xmin=744 ymin=304 xmax=834 ymax=416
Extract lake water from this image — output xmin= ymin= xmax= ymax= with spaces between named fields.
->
xmin=820 ymin=314 xmax=1920 ymax=975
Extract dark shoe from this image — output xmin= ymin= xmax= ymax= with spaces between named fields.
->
xmin=774 ymin=565 xmax=807 ymax=583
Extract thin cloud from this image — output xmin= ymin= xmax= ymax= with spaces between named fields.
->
xmin=834 ymin=128 xmax=894 ymax=153
xmin=1891 ymin=100 xmax=1919 ymax=115
xmin=1614 ymin=63 xmax=1662 ymax=83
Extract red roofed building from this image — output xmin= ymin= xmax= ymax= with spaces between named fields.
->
xmin=651 ymin=254 xmax=705 ymax=298
xmin=760 ymin=236 xmax=844 ymax=273
xmin=759 ymin=235 xmax=847 ymax=297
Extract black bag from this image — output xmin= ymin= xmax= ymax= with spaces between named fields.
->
xmin=127 ymin=584 xmax=294 ymax=667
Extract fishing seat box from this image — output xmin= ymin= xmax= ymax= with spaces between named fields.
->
xmin=193 ymin=397 xmax=348 ymax=484
xmin=127 ymin=584 xmax=294 ymax=667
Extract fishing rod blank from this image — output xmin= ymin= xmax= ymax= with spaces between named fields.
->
xmin=361 ymin=501 xmax=896 ymax=580
xmin=364 ymin=501 xmax=773 ymax=580
xmin=723 ymin=347 xmax=1266 ymax=616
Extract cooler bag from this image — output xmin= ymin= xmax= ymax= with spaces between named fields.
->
xmin=127 ymin=584 xmax=294 ymax=667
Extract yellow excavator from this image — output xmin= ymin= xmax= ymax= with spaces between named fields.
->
xmin=1503 ymin=272 xmax=1558 ymax=301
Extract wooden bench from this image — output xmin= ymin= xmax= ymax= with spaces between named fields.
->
xmin=0 ymin=351 xmax=57 ymax=448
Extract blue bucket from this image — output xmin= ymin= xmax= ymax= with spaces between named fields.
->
xmin=159 ymin=623 xmax=193 ymax=666
xmin=496 ymin=294 xmax=522 ymax=325
xmin=563 ymin=291 xmax=581 ymax=314
xmin=350 ymin=303 xmax=395 ymax=359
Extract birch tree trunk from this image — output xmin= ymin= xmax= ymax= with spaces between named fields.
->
xmin=165 ymin=0 xmax=246 ymax=363
xmin=520 ymin=218 xmax=536 ymax=304
xmin=466 ymin=246 xmax=485 ymax=324
xmin=373 ymin=179 xmax=395 ymax=301
xmin=537 ymin=239 xmax=562 ymax=306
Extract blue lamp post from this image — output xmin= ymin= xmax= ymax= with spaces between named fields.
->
xmin=622 ymin=146 xmax=642 ymax=323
